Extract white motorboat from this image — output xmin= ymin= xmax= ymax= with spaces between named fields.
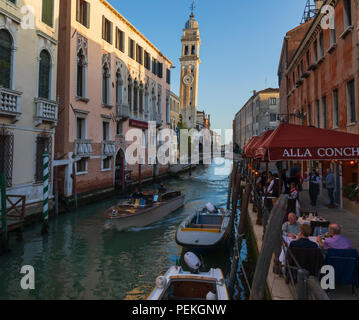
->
xmin=147 ymin=252 xmax=229 ymax=300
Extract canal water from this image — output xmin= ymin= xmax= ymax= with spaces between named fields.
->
xmin=0 ymin=158 xmax=247 ymax=300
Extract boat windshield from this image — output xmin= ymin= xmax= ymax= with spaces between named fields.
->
xmin=161 ymin=280 xmax=217 ymax=300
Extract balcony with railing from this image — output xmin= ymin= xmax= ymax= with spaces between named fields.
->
xmin=102 ymin=140 xmax=116 ymax=157
xmin=116 ymin=103 xmax=130 ymax=120
xmin=34 ymin=98 xmax=58 ymax=127
xmin=74 ymin=139 xmax=93 ymax=157
xmin=0 ymin=87 xmax=22 ymax=123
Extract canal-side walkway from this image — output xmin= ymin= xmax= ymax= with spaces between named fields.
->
xmin=247 ymin=201 xmax=293 ymax=300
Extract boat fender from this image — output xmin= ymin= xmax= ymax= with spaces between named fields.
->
xmin=184 ymin=252 xmax=201 ymax=273
xmin=111 ymin=210 xmax=118 ymax=217
xmin=206 ymin=291 xmax=217 ymax=300
xmin=206 ymin=202 xmax=216 ymax=213
xmin=155 ymin=276 xmax=167 ymax=289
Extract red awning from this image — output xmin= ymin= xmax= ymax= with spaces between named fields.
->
xmin=254 ymin=123 xmax=359 ymax=161
xmin=242 ymin=136 xmax=259 ymax=158
xmin=246 ymin=130 xmax=274 ymax=158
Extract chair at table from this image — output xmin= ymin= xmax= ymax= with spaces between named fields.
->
xmin=286 ymin=247 xmax=324 ymax=283
xmin=313 ymin=226 xmax=329 ymax=237
xmin=325 ymin=249 xmax=359 ymax=294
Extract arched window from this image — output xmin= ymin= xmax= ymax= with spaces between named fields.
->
xmin=116 ymin=69 xmax=123 ymax=105
xmin=38 ymin=50 xmax=51 ymax=99
xmin=0 ymin=29 xmax=13 ymax=89
xmin=77 ymin=49 xmax=86 ymax=97
xmin=102 ymin=63 xmax=110 ymax=105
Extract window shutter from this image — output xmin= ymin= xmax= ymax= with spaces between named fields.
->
xmin=115 ymin=27 xmax=118 ymax=49
xmin=76 ymin=0 xmax=80 ymax=22
xmin=86 ymin=2 xmax=90 ymax=28
xmin=109 ymin=22 xmax=113 ymax=44
xmin=102 ymin=16 xmax=105 ymax=40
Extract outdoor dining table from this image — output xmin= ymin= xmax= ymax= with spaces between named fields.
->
xmin=297 ymin=216 xmax=330 ymax=236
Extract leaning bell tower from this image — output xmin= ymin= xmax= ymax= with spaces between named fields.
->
xmin=179 ymin=2 xmax=201 ymax=129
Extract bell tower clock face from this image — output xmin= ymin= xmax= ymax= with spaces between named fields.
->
xmin=183 ymin=74 xmax=194 ymax=85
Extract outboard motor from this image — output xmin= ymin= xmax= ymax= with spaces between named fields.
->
xmin=184 ymin=252 xmax=201 ymax=274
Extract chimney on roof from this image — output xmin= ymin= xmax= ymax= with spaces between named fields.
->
xmin=253 ymin=90 xmax=257 ymax=96
xmin=314 ymin=0 xmax=324 ymax=11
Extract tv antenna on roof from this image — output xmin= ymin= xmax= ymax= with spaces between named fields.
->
xmin=301 ymin=0 xmax=317 ymax=24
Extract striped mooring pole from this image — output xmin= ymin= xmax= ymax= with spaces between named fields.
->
xmin=41 ymin=150 xmax=49 ymax=235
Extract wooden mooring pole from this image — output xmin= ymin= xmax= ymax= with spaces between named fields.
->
xmin=249 ymin=194 xmax=288 ymax=300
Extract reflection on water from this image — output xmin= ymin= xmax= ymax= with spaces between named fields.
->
xmin=0 ymin=158 xmax=246 ymax=300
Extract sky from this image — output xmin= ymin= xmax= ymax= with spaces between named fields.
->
xmin=108 ymin=0 xmax=307 ymax=132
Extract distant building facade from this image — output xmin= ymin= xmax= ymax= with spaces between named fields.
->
xmin=56 ymin=0 xmax=172 ymax=197
xmin=234 ymin=88 xmax=280 ymax=149
xmin=170 ymin=92 xmax=181 ymax=130
xmin=196 ymin=110 xmax=210 ymax=131
xmin=0 ymin=0 xmax=60 ymax=206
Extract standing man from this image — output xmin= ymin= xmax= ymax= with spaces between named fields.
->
xmin=325 ymin=168 xmax=336 ymax=208
xmin=304 ymin=169 xmax=320 ymax=207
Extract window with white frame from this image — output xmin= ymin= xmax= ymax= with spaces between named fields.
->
xmin=103 ymin=121 xmax=110 ymax=141
xmin=76 ymin=0 xmax=90 ymax=28
xmin=77 ymin=158 xmax=87 ymax=173
xmin=38 ymin=50 xmax=51 ymax=99
xmin=76 ymin=116 xmax=86 ymax=139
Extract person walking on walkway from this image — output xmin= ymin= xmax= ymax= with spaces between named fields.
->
xmin=325 ymin=168 xmax=336 ymax=208
xmin=305 ymin=169 xmax=320 ymax=207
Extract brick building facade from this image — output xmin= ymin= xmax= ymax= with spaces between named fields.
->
xmin=278 ymin=0 xmax=359 ymax=206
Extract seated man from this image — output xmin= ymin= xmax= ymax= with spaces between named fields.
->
xmin=132 ymin=188 xmax=144 ymax=200
xmin=289 ymin=224 xmax=318 ymax=249
xmin=158 ymin=184 xmax=168 ymax=194
xmin=282 ymin=212 xmax=300 ymax=240
xmin=317 ymin=223 xmax=352 ymax=250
